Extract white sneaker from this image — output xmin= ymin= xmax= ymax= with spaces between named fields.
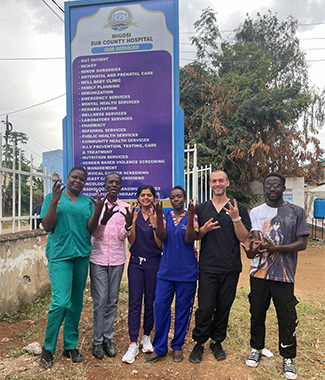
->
xmin=283 ymin=358 xmax=297 ymax=379
xmin=122 ymin=343 xmax=139 ymax=364
xmin=141 ymin=335 xmax=154 ymax=353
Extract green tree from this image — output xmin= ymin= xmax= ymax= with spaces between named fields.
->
xmin=3 ymin=131 xmax=29 ymax=167
xmin=2 ymin=131 xmax=42 ymax=216
xmin=181 ymin=8 xmax=324 ymax=204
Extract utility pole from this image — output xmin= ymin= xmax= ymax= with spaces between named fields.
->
xmin=4 ymin=115 xmax=13 ymax=169
xmin=2 ymin=115 xmax=12 ymax=214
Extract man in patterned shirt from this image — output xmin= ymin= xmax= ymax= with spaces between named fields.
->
xmin=242 ymin=173 xmax=309 ymax=380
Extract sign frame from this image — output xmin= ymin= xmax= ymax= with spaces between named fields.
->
xmin=63 ymin=0 xmax=184 ymax=198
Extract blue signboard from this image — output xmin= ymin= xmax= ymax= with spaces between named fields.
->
xmin=63 ymin=0 xmax=183 ymax=199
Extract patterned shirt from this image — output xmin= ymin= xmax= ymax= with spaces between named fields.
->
xmin=249 ymin=202 xmax=309 ymax=283
xmin=163 ymin=210 xmax=199 ymax=232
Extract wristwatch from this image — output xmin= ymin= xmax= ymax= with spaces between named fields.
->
xmin=231 ymin=216 xmax=241 ymax=223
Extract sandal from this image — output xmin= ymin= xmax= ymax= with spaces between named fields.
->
xmin=145 ymin=352 xmax=162 ymax=362
xmin=173 ymin=350 xmax=183 ymax=362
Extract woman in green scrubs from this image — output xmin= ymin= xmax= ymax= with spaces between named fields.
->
xmin=39 ymin=166 xmax=105 ymax=368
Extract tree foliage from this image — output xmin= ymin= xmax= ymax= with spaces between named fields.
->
xmin=181 ymin=8 xmax=324 ymax=204
xmin=3 ymin=131 xmax=29 ymax=166
xmin=1 ymin=131 xmax=42 ymax=216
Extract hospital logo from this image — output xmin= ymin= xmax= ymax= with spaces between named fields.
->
xmin=104 ymin=7 xmax=137 ymax=31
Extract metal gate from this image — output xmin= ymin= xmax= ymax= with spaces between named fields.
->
xmin=184 ymin=144 xmax=212 ymax=204
xmin=0 ymin=133 xmax=55 ymax=234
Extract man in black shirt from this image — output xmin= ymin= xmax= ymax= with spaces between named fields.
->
xmin=189 ymin=170 xmax=251 ymax=363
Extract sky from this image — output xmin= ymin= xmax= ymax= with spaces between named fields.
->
xmin=0 ymin=0 xmax=324 ymax=166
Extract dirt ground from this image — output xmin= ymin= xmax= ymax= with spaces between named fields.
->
xmin=0 ymin=247 xmax=324 ymax=380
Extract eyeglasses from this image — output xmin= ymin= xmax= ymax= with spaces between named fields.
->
xmin=264 ymin=183 xmax=282 ymax=189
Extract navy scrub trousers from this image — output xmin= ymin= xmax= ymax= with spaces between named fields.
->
xmin=153 ymin=278 xmax=196 ymax=356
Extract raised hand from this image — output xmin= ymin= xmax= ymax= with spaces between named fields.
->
xmin=151 ymin=200 xmax=165 ymax=242
xmin=260 ymin=235 xmax=278 ymax=252
xmin=89 ymin=190 xmax=108 ymax=213
xmin=101 ymin=202 xmax=118 ymax=225
xmin=201 ymin=217 xmax=220 ymax=234
xmin=241 ymin=240 xmax=264 ymax=259
xmin=52 ymin=178 xmax=66 ymax=203
xmin=223 ymin=199 xmax=239 ymax=220
xmin=187 ymin=199 xmax=197 ymax=219
xmin=120 ymin=204 xmax=136 ymax=228
xmin=153 ymin=200 xmax=163 ymax=218
xmin=149 ymin=208 xmax=157 ymax=228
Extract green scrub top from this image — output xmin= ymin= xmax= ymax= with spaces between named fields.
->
xmin=40 ymin=192 xmax=94 ymax=262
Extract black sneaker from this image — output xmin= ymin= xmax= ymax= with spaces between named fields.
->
xmin=62 ymin=349 xmax=85 ymax=363
xmin=210 ymin=341 xmax=226 ymax=361
xmin=283 ymin=358 xmax=297 ymax=379
xmin=189 ymin=343 xmax=204 ymax=364
xmin=40 ymin=346 xmax=53 ymax=369
xmin=246 ymin=348 xmax=262 ymax=367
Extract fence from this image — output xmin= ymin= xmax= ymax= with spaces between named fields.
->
xmin=184 ymin=143 xmax=212 ymax=204
xmin=1 ymin=141 xmax=209 ymax=233
xmin=0 ymin=133 xmax=55 ymax=234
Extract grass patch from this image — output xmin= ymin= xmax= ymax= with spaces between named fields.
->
xmin=1 ymin=292 xmax=52 ymax=323
xmin=84 ymin=281 xmax=91 ymax=295
xmin=118 ymin=280 xmax=129 ymax=303
xmin=8 ymin=346 xmax=25 ymax=358
xmin=307 ymin=236 xmax=324 ymax=249
xmin=119 ymin=280 xmax=128 ymax=294
xmin=15 ymin=325 xmax=41 ymax=341
xmin=8 ymin=370 xmax=87 ymax=380
xmin=55 ymin=366 xmax=89 ymax=380
xmin=226 ymin=288 xmax=325 ymax=379
xmin=8 ymin=376 xmax=47 ymax=380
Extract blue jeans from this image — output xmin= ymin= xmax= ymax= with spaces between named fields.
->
xmin=90 ymin=262 xmax=124 ymax=344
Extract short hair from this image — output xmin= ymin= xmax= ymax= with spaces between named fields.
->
xmin=104 ymin=172 xmax=122 ymax=184
xmin=270 ymin=215 xmax=283 ymax=226
xmin=68 ymin=166 xmax=88 ymax=178
xmin=169 ymin=186 xmax=186 ymax=198
xmin=264 ymin=172 xmax=286 ymax=186
xmin=136 ymin=184 xmax=156 ymax=198
xmin=209 ymin=170 xmax=228 ymax=181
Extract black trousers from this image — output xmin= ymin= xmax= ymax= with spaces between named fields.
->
xmin=249 ymin=276 xmax=298 ymax=358
xmin=192 ymin=272 xmax=239 ymax=344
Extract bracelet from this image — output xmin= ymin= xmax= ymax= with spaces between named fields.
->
xmin=152 ymin=226 xmax=157 ymax=230
xmin=231 ymin=216 xmax=241 ymax=223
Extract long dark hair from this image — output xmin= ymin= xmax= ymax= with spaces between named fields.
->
xmin=136 ymin=185 xmax=156 ymax=198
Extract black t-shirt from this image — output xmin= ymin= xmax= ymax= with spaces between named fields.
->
xmin=196 ymin=200 xmax=251 ymax=274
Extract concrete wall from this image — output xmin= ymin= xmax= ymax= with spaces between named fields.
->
xmin=250 ymin=177 xmax=305 ymax=209
xmin=0 ymin=230 xmax=50 ymax=318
